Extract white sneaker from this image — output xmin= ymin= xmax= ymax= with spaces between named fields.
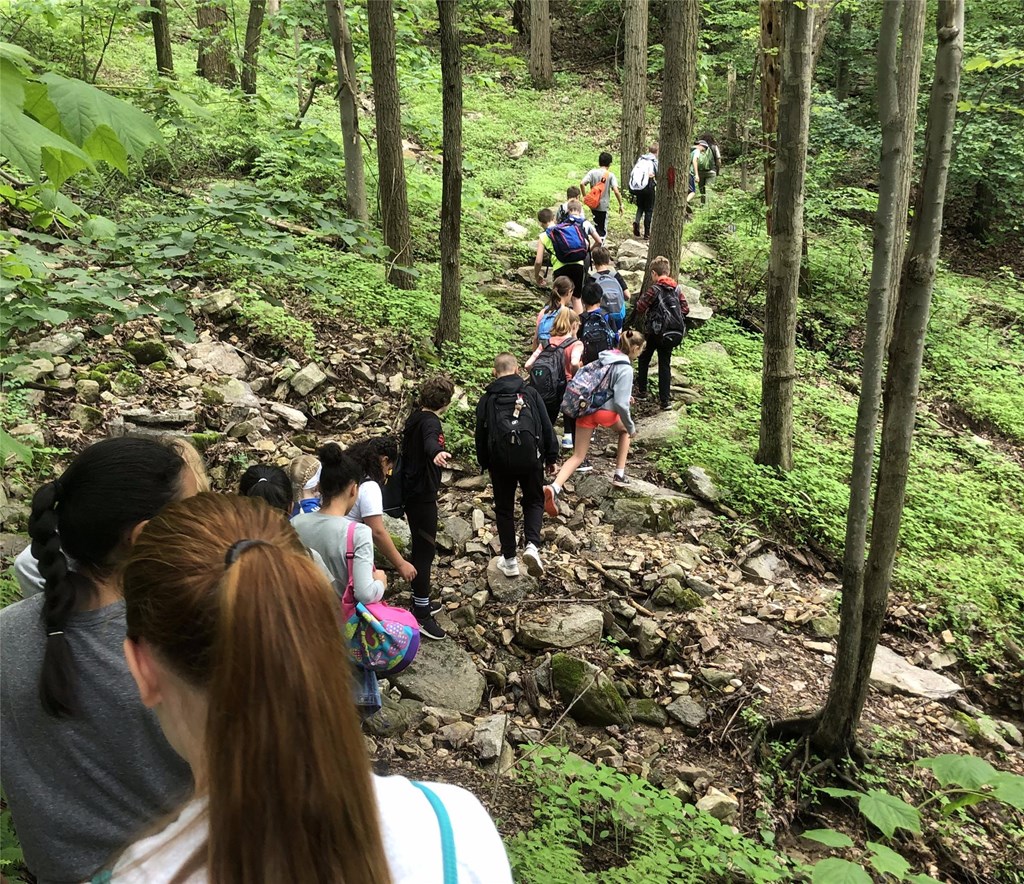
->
xmin=496 ymin=556 xmax=520 ymax=578
xmin=561 ymin=434 xmax=574 ymax=449
xmin=523 ymin=544 xmax=544 ymax=578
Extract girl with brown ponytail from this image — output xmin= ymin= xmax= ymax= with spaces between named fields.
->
xmin=106 ymin=493 xmax=513 ymax=884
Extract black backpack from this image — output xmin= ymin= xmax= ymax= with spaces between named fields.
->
xmin=579 ymin=310 xmax=615 ymax=365
xmin=380 ymin=455 xmax=405 ymax=518
xmin=529 ymin=339 xmax=573 ymax=409
xmin=647 ymin=283 xmax=687 ymax=348
xmin=486 ymin=390 xmax=543 ymax=475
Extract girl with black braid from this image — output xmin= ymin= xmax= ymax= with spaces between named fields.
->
xmin=0 ymin=437 xmax=197 ymax=884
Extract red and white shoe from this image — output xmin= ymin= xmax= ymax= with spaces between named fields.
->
xmin=543 ymin=484 xmax=559 ymax=518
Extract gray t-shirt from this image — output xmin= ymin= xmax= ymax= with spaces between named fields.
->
xmin=0 ymin=595 xmax=192 ymax=884
xmin=292 ymin=513 xmax=385 ymax=605
xmin=583 ymin=168 xmax=618 ymax=211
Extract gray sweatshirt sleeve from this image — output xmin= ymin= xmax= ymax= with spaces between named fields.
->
xmin=610 ymin=363 xmax=636 ymax=434
xmin=353 ymin=523 xmax=385 ymax=605
xmin=14 ymin=546 xmax=45 ymax=597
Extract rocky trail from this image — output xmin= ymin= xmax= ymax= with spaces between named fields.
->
xmin=2 ymin=234 xmax=1021 ymax=874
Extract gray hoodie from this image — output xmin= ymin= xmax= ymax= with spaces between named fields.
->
xmin=598 ymin=349 xmax=636 ymax=434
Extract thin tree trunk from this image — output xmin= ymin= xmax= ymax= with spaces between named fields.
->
xmin=197 ymin=0 xmax=237 ymax=86
xmin=643 ymin=0 xmax=698 ymax=282
xmin=367 ymin=0 xmax=415 ymax=289
xmin=511 ymin=0 xmax=528 ymax=37
xmin=815 ymin=0 xmax=963 ymax=756
xmin=759 ymin=0 xmax=782 ymax=234
xmin=435 ymin=0 xmax=463 ymax=348
xmin=835 ymin=8 xmax=854 ymax=99
xmin=267 ymin=0 xmax=279 ymax=13
xmin=885 ymin=0 xmax=927 ymax=344
xmin=529 ymin=0 xmax=553 ymax=89
xmin=811 ymin=0 xmax=837 ymax=72
xmin=325 ymin=0 xmax=368 ymax=221
xmin=726 ymin=63 xmax=737 ymax=147
xmin=741 ymin=60 xmax=756 ymax=192
xmin=620 ymin=0 xmax=648 ymax=190
xmin=240 ymin=0 xmax=266 ymax=95
xmin=754 ymin=0 xmax=814 ymax=471
xmin=147 ymin=0 xmax=174 ymax=77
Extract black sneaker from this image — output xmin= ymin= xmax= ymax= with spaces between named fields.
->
xmin=611 ymin=473 xmax=632 ymax=487
xmin=660 ymin=401 xmax=672 ymax=411
xmin=415 ymin=613 xmax=448 ymax=640
xmin=576 ymin=459 xmax=594 ymax=473
xmin=632 ymin=221 xmax=641 ymax=238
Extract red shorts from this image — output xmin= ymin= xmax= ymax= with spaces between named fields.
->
xmin=577 ymin=409 xmax=620 ymax=429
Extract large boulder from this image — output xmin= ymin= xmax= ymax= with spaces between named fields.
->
xmin=574 ymin=472 xmax=696 ymax=533
xmin=870 ymin=646 xmax=961 ymax=701
xmin=680 ymin=283 xmax=713 ymax=324
xmin=204 ymin=377 xmax=261 ymax=409
xmin=187 ymin=341 xmax=247 ymax=378
xmin=32 ymin=331 xmax=84 ymax=357
xmin=549 ymin=653 xmax=632 ymax=726
xmin=616 ymin=239 xmax=649 ymax=260
xmin=391 ymin=639 xmax=486 ymax=713
xmin=486 ymin=557 xmax=539 ymax=604
xmin=632 ymin=409 xmax=682 ymax=447
xmin=682 ymin=466 xmax=720 ymax=504
xmin=681 ymin=241 xmax=719 ymax=263
xmin=517 ymin=605 xmax=603 ymax=649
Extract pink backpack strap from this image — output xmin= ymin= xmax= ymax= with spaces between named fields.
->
xmin=343 ymin=520 xmax=358 ymax=603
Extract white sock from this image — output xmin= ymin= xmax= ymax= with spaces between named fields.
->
xmin=615 ymin=469 xmax=625 ymax=479
xmin=526 ymin=543 xmax=538 ymax=554
xmin=552 ymin=483 xmax=562 ymax=495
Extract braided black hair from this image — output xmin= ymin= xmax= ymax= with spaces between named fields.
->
xmin=345 ymin=437 xmax=398 ymax=486
xmin=239 ymin=464 xmax=292 ymax=514
xmin=29 ymin=437 xmax=186 ymax=717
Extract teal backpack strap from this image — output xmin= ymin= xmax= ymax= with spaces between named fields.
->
xmin=412 ymin=782 xmax=458 ymax=884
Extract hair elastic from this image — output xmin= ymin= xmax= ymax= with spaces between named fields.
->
xmin=256 ymin=477 xmax=269 ymax=483
xmin=47 ymin=631 xmax=64 ymax=637
xmin=224 ymin=539 xmax=271 ymax=566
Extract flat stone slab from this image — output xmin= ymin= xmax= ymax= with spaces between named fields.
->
xmin=391 ymin=639 xmax=485 ymax=713
xmin=870 ymin=645 xmax=961 ymax=701
xmin=632 ymin=409 xmax=682 ymax=447
xmin=517 ymin=605 xmax=603 ymax=649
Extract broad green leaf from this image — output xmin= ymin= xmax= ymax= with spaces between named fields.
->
xmin=41 ymin=141 xmax=92 ymax=186
xmin=812 ymin=858 xmax=872 ymax=884
xmin=165 ymin=87 xmax=215 ymax=119
xmin=821 ymin=787 xmax=862 ymax=800
xmin=82 ymin=215 xmax=118 ymax=240
xmin=940 ymin=792 xmax=990 ymax=816
xmin=0 ymin=108 xmax=92 ymax=182
xmin=83 ymin=123 xmax=129 ymax=173
xmin=0 ymin=57 xmax=25 ymax=110
xmin=22 ymin=80 xmax=64 ymax=135
xmin=907 ymin=876 xmax=945 ymax=884
xmin=991 ymin=772 xmax=1024 ymax=811
xmin=858 ymin=790 xmax=921 ymax=837
xmin=0 ymin=428 xmax=33 ymax=465
xmin=867 ymin=842 xmax=911 ymax=879
xmin=802 ymin=829 xmax=854 ymax=848
xmin=918 ymin=754 xmax=997 ymax=789
xmin=0 ymin=41 xmax=36 ymax=66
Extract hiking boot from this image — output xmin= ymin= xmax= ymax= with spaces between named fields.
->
xmin=543 ymin=484 xmax=559 ymax=517
xmin=611 ymin=473 xmax=632 ymax=487
xmin=415 ymin=613 xmax=448 ymax=641
xmin=576 ymin=459 xmax=594 ymax=474
xmin=632 ymin=221 xmax=641 ymax=238
xmin=496 ymin=556 xmax=520 ymax=578
xmin=561 ymin=433 xmax=574 ymax=450
xmin=523 ymin=544 xmax=544 ymax=577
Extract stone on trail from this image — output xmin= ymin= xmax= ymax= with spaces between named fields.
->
xmin=75 ymin=379 xmax=101 ymax=403
xmin=473 ymin=713 xmax=507 ymax=761
xmin=486 ymin=556 xmax=538 ymax=604
xmin=632 ymin=409 xmax=682 ymax=447
xmin=696 ymin=787 xmax=739 ymax=823
xmin=32 ymin=331 xmax=84 ymax=357
xmin=444 ymin=515 xmax=474 ymax=550
xmin=809 ymin=615 xmax=840 ymax=639
xmin=517 ymin=605 xmax=603 ymax=650
xmin=634 ymin=618 xmax=664 ymax=658
xmin=682 ymin=466 xmax=720 ymax=504
xmin=508 ymin=141 xmax=529 ymax=159
xmin=382 ymin=515 xmax=411 ymax=555
xmin=204 ymin=377 xmax=260 ymax=409
xmin=362 ymin=695 xmax=418 ymax=738
xmin=12 ymin=358 xmax=54 ymax=383
xmin=187 ymin=341 xmax=247 ymax=378
xmin=650 ymin=578 xmax=703 ymax=612
xmin=290 ymin=363 xmax=327 ymax=396
xmin=869 ymin=646 xmax=961 ymax=701
xmin=679 ymin=283 xmax=714 ymax=324
xmin=121 ymin=408 xmax=197 ymax=427
xmin=69 ymin=404 xmax=103 ymax=432
xmin=619 ymin=270 xmax=644 ymax=293
xmin=437 ymin=720 xmax=475 ymax=748
xmin=615 ymin=239 xmax=649 ymax=260
xmin=742 ymin=551 xmax=784 ymax=584
xmin=573 ymin=472 xmax=695 ymax=533
xmin=503 ymin=221 xmax=529 ymax=239
xmin=125 ymin=340 xmax=168 ymax=366
xmin=390 ymin=639 xmax=486 ymax=713
xmin=666 ymin=695 xmax=707 ymax=730
xmin=627 ymin=698 xmax=668 ymax=727
xmin=269 ymin=402 xmax=308 ymax=430
xmin=549 ymin=653 xmax=632 ymax=727
xmin=681 ymin=241 xmax=719 ymax=263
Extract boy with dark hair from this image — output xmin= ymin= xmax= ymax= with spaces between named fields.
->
xmin=581 ymin=151 xmax=623 ymax=238
xmin=578 ymin=283 xmax=616 ymax=366
xmin=400 ymin=375 xmax=455 ymax=639
xmin=588 ymin=246 xmax=629 ymax=332
xmin=636 ymin=255 xmax=690 ymax=410
xmin=535 ymin=198 xmax=601 ymax=299
xmin=475 ymin=353 xmax=558 ymax=578
xmin=556 ymin=186 xmax=582 ymax=224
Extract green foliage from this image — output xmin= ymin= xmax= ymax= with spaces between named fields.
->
xmin=506 ymin=746 xmax=796 ymax=884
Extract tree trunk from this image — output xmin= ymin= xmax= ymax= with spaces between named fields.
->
xmin=741 ymin=60 xmax=756 ymax=192
xmin=759 ymin=0 xmax=782 ymax=234
xmin=814 ymin=0 xmax=963 ymax=757
xmin=754 ymin=0 xmax=814 ymax=471
xmin=367 ymin=0 xmax=415 ymax=289
xmin=267 ymin=0 xmax=279 ymax=13
xmin=325 ymin=0 xmax=368 ymax=221
xmin=435 ymin=0 xmax=463 ymax=348
xmin=511 ymin=0 xmax=528 ymax=37
xmin=726 ymin=63 xmax=737 ymax=147
xmin=529 ymin=0 xmax=553 ymax=90
xmin=885 ymin=0 xmax=927 ymax=345
xmin=240 ymin=0 xmax=266 ymax=95
xmin=643 ymin=0 xmax=698 ymax=282
xmin=835 ymin=8 xmax=854 ymax=99
xmin=147 ymin=0 xmax=174 ymax=77
xmin=196 ymin=0 xmax=237 ymax=86
xmin=619 ymin=0 xmax=648 ymax=190
xmin=811 ymin=0 xmax=838 ymax=72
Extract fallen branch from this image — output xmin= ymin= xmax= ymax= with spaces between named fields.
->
xmin=585 ymin=557 xmax=631 ymax=593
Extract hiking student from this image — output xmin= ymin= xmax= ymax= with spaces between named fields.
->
xmin=288 ymin=453 xmax=321 ymax=515
xmin=346 ymin=436 xmax=417 ymax=584
xmin=636 ymin=254 xmax=690 ymax=410
xmin=580 ymin=151 xmax=624 ymax=238
xmin=588 ymin=245 xmax=630 ymax=332
xmin=102 ymin=492 xmax=514 ymax=883
xmin=628 ymin=143 xmax=659 ymax=239
xmin=535 ymin=207 xmax=555 ymax=283
xmin=578 ymin=282 xmax=617 ymax=366
xmin=526 ymin=306 xmax=583 ymax=451
xmin=697 ymin=132 xmax=722 ymax=203
xmin=534 ymin=275 xmax=576 ymax=348
xmin=0 ymin=438 xmax=197 ymax=884
xmin=555 ymin=185 xmax=581 ymax=224
xmin=544 ymin=329 xmax=647 ymax=514
xmin=687 ymin=139 xmax=714 ymax=207
xmin=400 ymin=376 xmax=455 ymax=641
xmin=534 ymin=198 xmax=601 ymax=301
xmin=475 ymin=353 xmax=558 ymax=579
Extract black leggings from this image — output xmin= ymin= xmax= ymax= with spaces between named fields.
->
xmin=553 ymin=263 xmax=587 ymax=303
xmin=404 ymin=496 xmax=438 ymax=610
xmin=632 ymin=186 xmax=655 ymax=236
xmin=637 ymin=335 xmax=676 ymax=407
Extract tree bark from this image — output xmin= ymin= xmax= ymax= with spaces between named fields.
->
xmin=643 ymin=0 xmax=698 ymax=282
xmin=511 ymin=0 xmax=528 ymax=37
xmin=619 ymin=0 xmax=648 ymax=190
xmin=529 ymin=0 xmax=553 ymax=90
xmin=367 ymin=0 xmax=415 ymax=289
xmin=726 ymin=63 xmax=737 ymax=147
xmin=240 ymin=0 xmax=266 ymax=95
xmin=814 ymin=0 xmax=963 ymax=757
xmin=759 ymin=0 xmax=782 ymax=234
xmin=754 ymin=0 xmax=814 ymax=471
xmin=196 ymin=0 xmax=237 ymax=86
xmin=811 ymin=0 xmax=838 ymax=72
xmin=147 ymin=0 xmax=174 ymax=77
xmin=435 ymin=0 xmax=463 ymax=348
xmin=267 ymin=0 xmax=279 ymax=13
xmin=325 ymin=0 xmax=368 ymax=221
xmin=835 ymin=8 xmax=854 ymax=99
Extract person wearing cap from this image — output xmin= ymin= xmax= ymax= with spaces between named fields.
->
xmin=687 ymin=139 xmax=714 ymax=207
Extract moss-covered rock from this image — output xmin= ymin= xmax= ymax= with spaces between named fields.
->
xmin=627 ymin=698 xmax=668 ymax=727
xmin=94 ymin=361 xmax=122 ymax=374
xmin=69 ymin=404 xmax=103 ymax=431
xmin=190 ymin=432 xmax=222 ymax=451
xmin=201 ymin=386 xmax=225 ymax=406
xmin=81 ymin=370 xmax=110 ymax=389
xmin=148 ymin=360 xmax=169 ymax=372
xmin=550 ymin=653 xmax=632 ymax=727
xmin=650 ymin=578 xmax=703 ymax=612
xmin=110 ymin=370 xmax=143 ymax=396
xmin=125 ymin=340 xmax=168 ymax=366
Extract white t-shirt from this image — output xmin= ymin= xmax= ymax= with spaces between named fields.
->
xmin=103 ymin=775 xmax=514 ymax=884
xmin=349 ymin=479 xmax=384 ymax=523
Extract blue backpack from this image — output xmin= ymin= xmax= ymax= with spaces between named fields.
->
xmin=548 ymin=219 xmax=588 ymax=263
xmin=537 ymin=307 xmax=559 ymax=344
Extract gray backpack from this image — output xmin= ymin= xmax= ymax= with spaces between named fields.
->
xmin=591 ymin=272 xmax=625 ymax=315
